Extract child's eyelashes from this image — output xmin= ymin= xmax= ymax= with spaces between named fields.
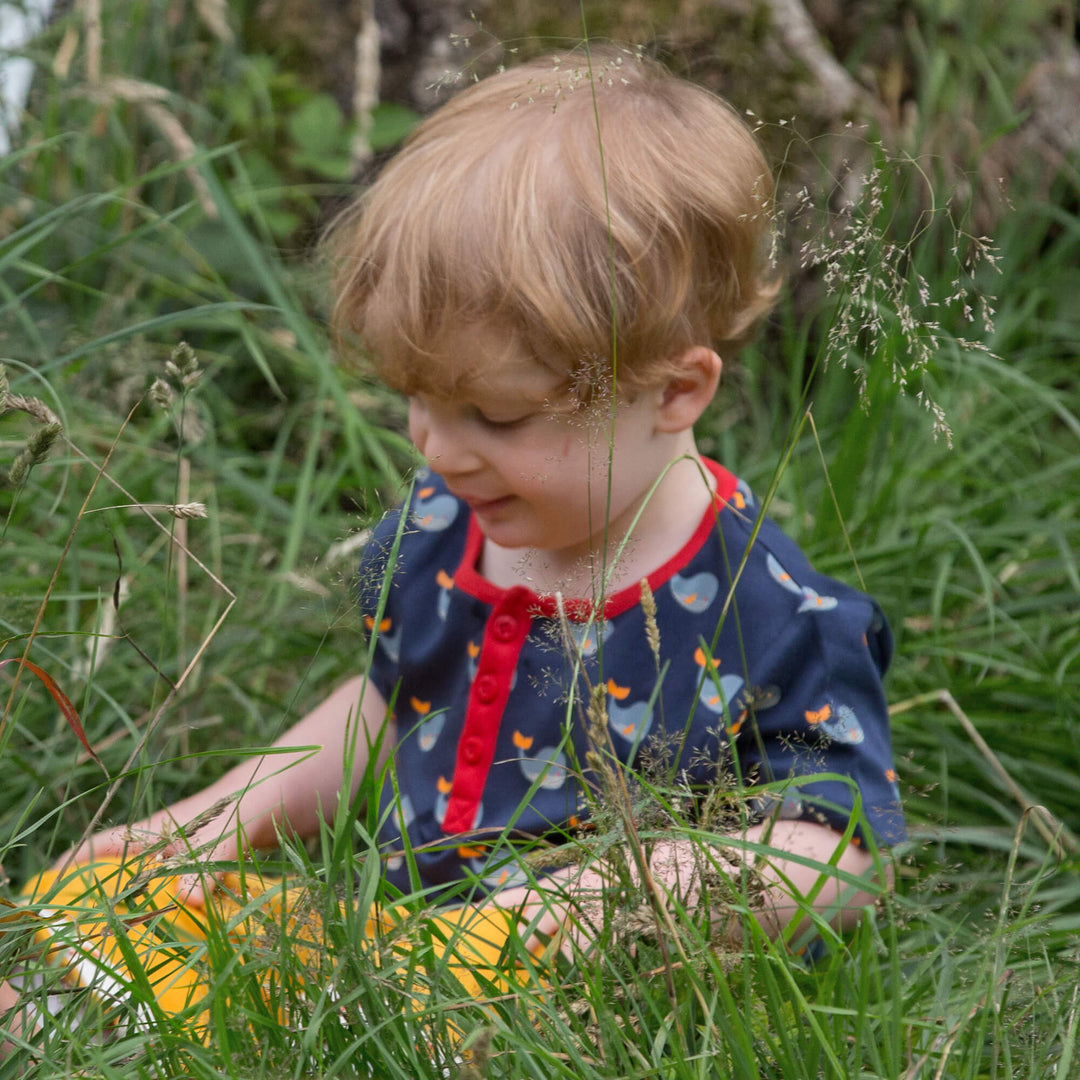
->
xmin=476 ymin=411 xmax=532 ymax=430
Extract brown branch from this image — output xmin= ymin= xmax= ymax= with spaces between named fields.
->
xmin=757 ymin=0 xmax=881 ymax=122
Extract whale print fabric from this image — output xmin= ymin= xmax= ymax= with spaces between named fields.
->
xmin=357 ymin=461 xmax=904 ymax=900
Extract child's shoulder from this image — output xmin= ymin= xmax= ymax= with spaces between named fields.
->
xmin=717 ymin=473 xmax=859 ymax=600
xmin=699 ymin=463 xmax=871 ymax=606
xmin=357 ymin=468 xmax=468 ymax=605
xmin=695 ymin=465 xmax=890 ymax=661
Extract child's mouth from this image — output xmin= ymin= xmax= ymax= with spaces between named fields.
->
xmin=464 ymin=494 xmax=513 ymax=515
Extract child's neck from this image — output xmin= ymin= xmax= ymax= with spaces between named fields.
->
xmin=478 ymin=452 xmax=716 ymax=599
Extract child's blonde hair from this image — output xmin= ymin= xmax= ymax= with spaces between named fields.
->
xmin=330 ymin=46 xmax=779 ymax=398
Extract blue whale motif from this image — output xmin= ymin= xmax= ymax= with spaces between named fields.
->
xmin=568 ymin=618 xmax=613 ymax=657
xmin=698 ymin=672 xmax=745 ymax=714
xmin=670 ymin=570 xmax=720 ymax=613
xmin=513 ymin=730 xmax=568 ymax=790
xmin=766 ymin=553 xmax=837 ymax=613
xmin=805 ymin=702 xmax=865 ymax=744
xmin=417 ymin=711 xmax=446 ymax=752
xmin=412 ymin=488 xmax=459 ymax=531
xmin=606 ymin=688 xmax=654 ymax=745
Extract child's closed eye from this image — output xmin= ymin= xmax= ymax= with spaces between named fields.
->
xmin=476 ymin=411 xmax=533 ymax=429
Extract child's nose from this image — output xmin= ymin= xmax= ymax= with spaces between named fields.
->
xmin=409 ymin=401 xmax=481 ymax=474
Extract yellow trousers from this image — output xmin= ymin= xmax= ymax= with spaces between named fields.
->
xmin=11 ymin=857 xmax=543 ymax=1039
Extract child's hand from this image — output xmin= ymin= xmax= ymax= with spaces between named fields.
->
xmin=57 ymin=796 xmax=241 ymax=907
xmin=493 ymin=863 xmax=613 ymax=961
xmin=52 ymin=675 xmax=385 ymax=907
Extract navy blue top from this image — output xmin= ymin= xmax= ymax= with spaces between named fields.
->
xmin=358 ymin=459 xmax=904 ymax=900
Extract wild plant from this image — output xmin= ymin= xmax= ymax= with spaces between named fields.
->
xmin=2 ymin=7 xmax=1080 ymax=1078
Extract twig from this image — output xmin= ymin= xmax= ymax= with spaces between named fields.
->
xmin=351 ymin=0 xmax=380 ymax=170
xmin=81 ymin=0 xmax=101 ymax=86
xmin=889 ymin=688 xmax=1076 ymax=857
xmin=757 ymin=0 xmax=879 ymax=120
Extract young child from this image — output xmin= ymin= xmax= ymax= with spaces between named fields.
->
xmin=3 ymin=46 xmax=904 ymax=1041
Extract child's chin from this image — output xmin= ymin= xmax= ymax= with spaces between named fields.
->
xmin=475 ymin=518 xmax=549 ymax=553
xmin=477 ymin=522 xmax=532 ymax=548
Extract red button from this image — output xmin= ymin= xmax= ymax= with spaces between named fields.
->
xmin=492 ymin=614 xmax=518 ymax=642
xmin=462 ymin=736 xmax=483 ymax=764
xmin=475 ymin=674 xmax=498 ymax=703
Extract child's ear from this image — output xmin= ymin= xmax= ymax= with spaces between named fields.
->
xmin=655 ymin=347 xmax=722 ymax=432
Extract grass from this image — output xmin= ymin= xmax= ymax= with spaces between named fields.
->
xmin=3 ymin=1 xmax=1080 ymax=1076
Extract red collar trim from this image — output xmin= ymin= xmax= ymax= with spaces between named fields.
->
xmin=452 ymin=458 xmax=737 ymax=620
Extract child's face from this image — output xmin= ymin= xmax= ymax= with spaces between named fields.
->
xmin=406 ymin=339 xmax=680 ymax=566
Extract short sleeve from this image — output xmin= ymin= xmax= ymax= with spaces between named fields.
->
xmin=728 ymin=530 xmax=905 ymax=848
xmin=354 ymin=469 xmax=472 ymax=713
xmin=355 ymin=506 xmax=407 ymax=705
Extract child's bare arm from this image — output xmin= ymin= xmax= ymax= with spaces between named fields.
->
xmin=500 ymin=819 xmax=886 ymax=953
xmin=647 ymin=819 xmax=884 ymax=938
xmin=63 ymin=676 xmax=392 ymax=874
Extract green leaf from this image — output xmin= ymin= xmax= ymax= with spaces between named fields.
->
xmin=369 ymin=102 xmax=421 ymax=151
xmin=286 ymin=94 xmax=347 ymax=158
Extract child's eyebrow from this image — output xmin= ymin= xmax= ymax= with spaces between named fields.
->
xmin=462 ymin=373 xmax=569 ymax=405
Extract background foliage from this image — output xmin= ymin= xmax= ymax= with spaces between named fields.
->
xmin=1 ymin=0 xmax=1078 ymax=1076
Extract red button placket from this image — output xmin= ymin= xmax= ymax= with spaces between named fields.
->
xmin=441 ymin=586 xmax=534 ymax=835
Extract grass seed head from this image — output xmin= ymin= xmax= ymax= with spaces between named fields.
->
xmin=790 ymin=147 xmax=1003 ymax=447
xmin=167 ymin=502 xmax=208 ymax=519
xmin=6 ymin=421 xmax=63 ymax=488
xmin=166 ymin=340 xmax=202 ymax=389
xmin=2 ymin=390 xmax=60 ymax=426
xmin=149 ymin=376 xmax=175 ymax=410
xmin=640 ymin=577 xmax=661 ymax=667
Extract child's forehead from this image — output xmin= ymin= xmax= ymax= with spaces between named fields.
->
xmin=406 ymin=323 xmax=573 ymax=401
